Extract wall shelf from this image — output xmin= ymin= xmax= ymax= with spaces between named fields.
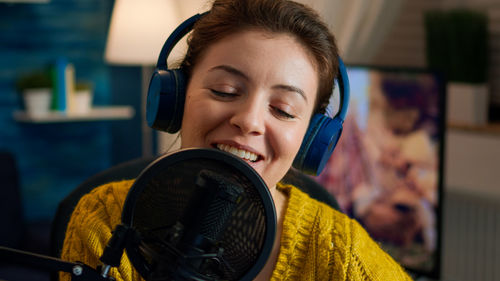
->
xmin=13 ymin=106 xmax=135 ymax=123
xmin=447 ymin=122 xmax=500 ymax=136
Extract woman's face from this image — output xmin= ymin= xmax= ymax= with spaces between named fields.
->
xmin=180 ymin=30 xmax=319 ymax=189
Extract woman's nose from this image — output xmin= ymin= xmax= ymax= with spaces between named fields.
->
xmin=229 ymin=99 xmax=265 ymax=135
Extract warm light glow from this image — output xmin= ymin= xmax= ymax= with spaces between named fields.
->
xmin=104 ymin=0 xmax=182 ymax=66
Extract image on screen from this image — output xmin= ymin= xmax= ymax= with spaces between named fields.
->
xmin=315 ymin=66 xmax=445 ymax=278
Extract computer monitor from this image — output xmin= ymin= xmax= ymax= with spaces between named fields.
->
xmin=316 ymin=65 xmax=445 ymax=278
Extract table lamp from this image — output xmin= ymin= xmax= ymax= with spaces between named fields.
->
xmin=105 ymin=0 xmax=192 ymax=157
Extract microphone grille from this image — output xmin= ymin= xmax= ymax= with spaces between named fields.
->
xmin=197 ymin=170 xmax=243 ymax=240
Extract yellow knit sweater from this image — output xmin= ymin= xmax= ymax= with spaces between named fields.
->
xmin=60 ymin=179 xmax=413 ymax=281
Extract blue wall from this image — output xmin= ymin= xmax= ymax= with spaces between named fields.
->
xmin=0 ymin=0 xmax=142 ymax=222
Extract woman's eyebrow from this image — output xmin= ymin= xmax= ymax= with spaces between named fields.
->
xmin=208 ymin=65 xmax=249 ymax=81
xmin=272 ymin=84 xmax=307 ymax=102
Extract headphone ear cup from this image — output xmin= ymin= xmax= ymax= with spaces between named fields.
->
xmin=146 ymin=68 xmax=187 ymax=133
xmin=293 ymin=114 xmax=343 ymax=176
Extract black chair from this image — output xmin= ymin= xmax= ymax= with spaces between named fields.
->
xmin=0 ymin=151 xmax=53 ymax=281
xmin=0 ymin=151 xmax=25 ymax=249
xmin=50 ymin=156 xmax=340 ymax=262
xmin=49 ymin=157 xmax=155 ymax=260
xmin=281 ymin=168 xmax=339 ymax=210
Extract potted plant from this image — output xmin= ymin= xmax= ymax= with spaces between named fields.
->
xmin=425 ymin=9 xmax=489 ymax=125
xmin=16 ymin=71 xmax=54 ymax=117
xmin=68 ymin=81 xmax=94 ymax=115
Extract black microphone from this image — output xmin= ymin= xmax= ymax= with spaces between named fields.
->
xmin=117 ymin=148 xmax=277 ymax=281
xmin=146 ymin=170 xmax=243 ymax=280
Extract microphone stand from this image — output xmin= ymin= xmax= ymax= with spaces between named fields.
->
xmin=0 ymin=222 xmax=131 ymax=280
xmin=0 ymin=246 xmax=112 ymax=281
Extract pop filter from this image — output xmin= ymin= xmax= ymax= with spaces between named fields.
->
xmin=118 ymin=148 xmax=276 ymax=281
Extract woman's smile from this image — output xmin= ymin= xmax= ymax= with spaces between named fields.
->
xmin=216 ymin=143 xmax=260 ymax=162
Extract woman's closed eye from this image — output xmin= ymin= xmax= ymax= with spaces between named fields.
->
xmin=210 ymin=89 xmax=239 ymax=99
xmin=209 ymin=87 xmax=297 ymax=119
xmin=271 ymin=106 xmax=296 ymax=120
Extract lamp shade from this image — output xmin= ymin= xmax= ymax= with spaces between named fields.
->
xmin=104 ymin=0 xmax=182 ymax=66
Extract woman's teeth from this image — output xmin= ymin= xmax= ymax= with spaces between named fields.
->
xmin=217 ymin=144 xmax=258 ymax=162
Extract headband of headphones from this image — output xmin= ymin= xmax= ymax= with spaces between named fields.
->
xmin=146 ymin=13 xmax=350 ymax=175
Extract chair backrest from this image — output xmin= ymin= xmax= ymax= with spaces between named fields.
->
xmin=49 ymin=157 xmax=155 ymax=259
xmin=282 ymin=168 xmax=340 ymax=210
xmin=0 ymin=151 xmax=25 ymax=248
xmin=0 ymin=151 xmax=25 ymax=249
xmin=50 ymin=156 xmax=340 ymax=260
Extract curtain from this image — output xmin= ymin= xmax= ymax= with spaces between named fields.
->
xmin=297 ymin=0 xmax=406 ymax=64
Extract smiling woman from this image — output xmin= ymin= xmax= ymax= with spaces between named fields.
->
xmin=60 ymin=0 xmax=414 ymax=280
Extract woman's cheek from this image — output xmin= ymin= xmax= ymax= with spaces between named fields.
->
xmin=281 ymin=127 xmax=306 ymax=156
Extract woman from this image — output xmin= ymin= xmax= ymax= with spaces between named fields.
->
xmin=61 ymin=0 xmax=413 ymax=280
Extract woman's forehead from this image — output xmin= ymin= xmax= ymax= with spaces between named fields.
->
xmin=197 ymin=28 xmax=319 ymax=69
xmin=198 ymin=30 xmax=318 ymax=79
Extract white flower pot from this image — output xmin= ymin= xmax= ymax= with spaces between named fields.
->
xmin=70 ymin=89 xmax=93 ymax=115
xmin=447 ymin=82 xmax=489 ymax=125
xmin=22 ymin=88 xmax=52 ymax=118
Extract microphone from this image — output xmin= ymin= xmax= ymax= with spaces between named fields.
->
xmin=116 ymin=148 xmax=277 ymax=281
xmin=143 ymin=170 xmax=244 ymax=280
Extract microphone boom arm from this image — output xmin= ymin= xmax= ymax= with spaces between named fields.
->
xmin=0 ymin=246 xmax=113 ymax=281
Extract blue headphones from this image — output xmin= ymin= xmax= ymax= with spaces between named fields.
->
xmin=147 ymin=13 xmax=350 ymax=176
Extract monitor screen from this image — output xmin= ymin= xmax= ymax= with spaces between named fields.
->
xmin=316 ymin=66 xmax=445 ymax=278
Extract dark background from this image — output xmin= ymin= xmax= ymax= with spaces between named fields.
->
xmin=0 ymin=2 xmax=143 ymax=279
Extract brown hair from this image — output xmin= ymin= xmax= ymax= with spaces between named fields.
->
xmin=181 ymin=0 xmax=339 ymax=114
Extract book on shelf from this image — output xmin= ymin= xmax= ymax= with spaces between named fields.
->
xmin=51 ymin=57 xmax=76 ymax=114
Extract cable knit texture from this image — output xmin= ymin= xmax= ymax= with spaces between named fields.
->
xmin=271 ymin=183 xmax=413 ymax=281
xmin=60 ymin=180 xmax=413 ymax=281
